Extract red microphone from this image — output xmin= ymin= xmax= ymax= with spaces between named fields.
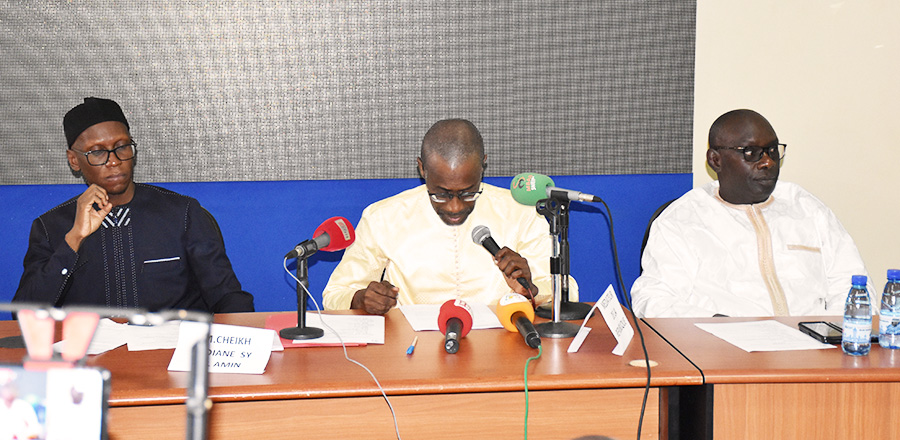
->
xmin=437 ymin=299 xmax=474 ymax=354
xmin=284 ymin=216 xmax=356 ymax=259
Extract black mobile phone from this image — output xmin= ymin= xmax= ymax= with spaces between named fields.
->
xmin=0 ymin=363 xmax=110 ymax=440
xmin=798 ymin=321 xmax=843 ymax=344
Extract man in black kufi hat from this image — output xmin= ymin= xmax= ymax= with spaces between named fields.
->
xmin=13 ymin=97 xmax=254 ymax=313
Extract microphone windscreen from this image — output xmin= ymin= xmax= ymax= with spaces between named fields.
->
xmin=496 ymin=293 xmax=535 ymax=333
xmin=437 ymin=299 xmax=474 ymax=338
xmin=471 ymin=225 xmax=491 ymax=246
xmin=471 ymin=225 xmax=502 ymax=256
xmin=510 ymin=173 xmax=555 ymax=205
xmin=314 ymin=217 xmax=356 ymax=252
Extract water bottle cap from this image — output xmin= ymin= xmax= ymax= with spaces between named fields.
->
xmin=851 ymin=275 xmax=867 ymax=286
xmin=888 ymin=269 xmax=900 ymax=280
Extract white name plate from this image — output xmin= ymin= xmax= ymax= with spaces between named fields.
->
xmin=567 ymin=284 xmax=634 ymax=356
xmin=597 ymin=284 xmax=635 ymax=356
xmin=168 ymin=322 xmax=284 ymax=375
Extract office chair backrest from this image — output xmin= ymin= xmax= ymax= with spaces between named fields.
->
xmin=639 ymin=198 xmax=676 ymax=274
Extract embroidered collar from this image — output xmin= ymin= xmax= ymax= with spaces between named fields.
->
xmin=714 ymin=189 xmax=775 ymax=210
xmin=102 ymin=206 xmax=132 ymax=228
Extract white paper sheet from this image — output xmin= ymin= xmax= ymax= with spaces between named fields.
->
xmin=399 ymin=303 xmax=503 ymax=332
xmin=126 ymin=321 xmax=183 ymax=351
xmin=695 ymin=320 xmax=837 ymax=352
xmin=296 ymin=313 xmax=385 ymax=344
xmin=75 ymin=319 xmax=183 ymax=354
xmin=62 ymin=318 xmax=269 ymax=356
xmin=62 ymin=319 xmax=128 ymax=355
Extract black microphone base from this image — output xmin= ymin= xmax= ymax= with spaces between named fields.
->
xmin=534 ymin=301 xmax=593 ymax=321
xmin=535 ymin=321 xmax=580 ymax=338
xmin=279 ymin=326 xmax=325 ymax=340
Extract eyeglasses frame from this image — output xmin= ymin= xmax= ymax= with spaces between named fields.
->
xmin=70 ymin=142 xmax=138 ymax=166
xmin=428 ymin=183 xmax=485 ymax=204
xmin=710 ymin=143 xmax=787 ymax=163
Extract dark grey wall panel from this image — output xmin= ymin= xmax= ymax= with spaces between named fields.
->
xmin=0 ymin=1 xmax=695 ymax=184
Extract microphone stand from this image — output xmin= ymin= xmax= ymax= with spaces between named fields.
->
xmin=535 ymin=197 xmax=593 ymax=322
xmin=279 ymin=257 xmax=325 ymax=340
xmin=183 ymin=312 xmax=211 ymax=440
xmin=533 ymin=198 xmax=582 ymax=338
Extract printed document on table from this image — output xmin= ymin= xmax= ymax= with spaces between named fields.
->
xmin=55 ymin=319 xmax=183 ymax=355
xmin=399 ymin=303 xmax=503 ymax=331
xmin=695 ymin=320 xmax=836 ymax=352
xmin=126 ymin=320 xmax=183 ymax=351
xmin=299 ymin=312 xmax=385 ymax=344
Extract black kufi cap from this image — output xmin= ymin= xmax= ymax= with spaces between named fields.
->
xmin=63 ymin=97 xmax=129 ymax=147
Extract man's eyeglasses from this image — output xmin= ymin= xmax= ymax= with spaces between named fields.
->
xmin=71 ymin=142 xmax=137 ymax=166
xmin=428 ymin=184 xmax=484 ymax=203
xmin=711 ymin=143 xmax=786 ymax=163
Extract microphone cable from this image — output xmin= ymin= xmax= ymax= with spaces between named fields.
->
xmin=523 ymin=344 xmax=543 ymax=440
xmin=593 ymin=197 xmax=651 ymax=440
xmin=283 ymin=259 xmax=403 ymax=440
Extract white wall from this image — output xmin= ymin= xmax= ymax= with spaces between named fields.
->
xmin=694 ymin=1 xmax=900 ymax=291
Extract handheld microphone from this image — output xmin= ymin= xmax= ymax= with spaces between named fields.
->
xmin=471 ymin=225 xmax=532 ymax=294
xmin=497 ymin=293 xmax=541 ymax=348
xmin=284 ymin=216 xmax=356 ymax=259
xmin=510 ymin=172 xmax=601 ymax=205
xmin=437 ymin=299 xmax=473 ymax=354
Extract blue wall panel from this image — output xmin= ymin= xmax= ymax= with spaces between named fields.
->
xmin=0 ymin=174 xmax=691 ymax=319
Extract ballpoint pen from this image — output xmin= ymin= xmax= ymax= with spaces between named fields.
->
xmin=406 ymin=336 xmax=418 ymax=355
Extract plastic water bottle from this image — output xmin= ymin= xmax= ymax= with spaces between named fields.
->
xmin=843 ymin=275 xmax=871 ymax=356
xmin=879 ymin=269 xmax=900 ymax=349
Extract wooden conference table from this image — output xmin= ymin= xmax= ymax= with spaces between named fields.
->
xmin=643 ymin=316 xmax=900 ymax=440
xmin=0 ymin=309 xmax=701 ymax=440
